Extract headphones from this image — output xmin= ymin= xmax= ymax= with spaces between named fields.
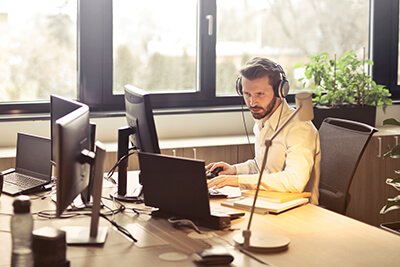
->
xmin=235 ymin=61 xmax=290 ymax=98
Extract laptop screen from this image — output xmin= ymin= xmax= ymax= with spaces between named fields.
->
xmin=138 ymin=152 xmax=211 ymax=219
xmin=16 ymin=133 xmax=52 ymax=181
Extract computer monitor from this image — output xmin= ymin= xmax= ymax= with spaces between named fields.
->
xmin=112 ymin=84 xmax=160 ymax=202
xmin=50 ymin=94 xmax=96 ymax=205
xmin=54 ymin=104 xmax=107 ymax=245
xmin=50 ymin=95 xmax=84 ymax=162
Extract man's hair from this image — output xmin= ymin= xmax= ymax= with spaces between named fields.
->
xmin=239 ymin=57 xmax=282 ymax=88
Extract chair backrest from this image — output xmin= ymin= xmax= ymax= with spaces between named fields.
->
xmin=319 ymin=117 xmax=377 ymax=214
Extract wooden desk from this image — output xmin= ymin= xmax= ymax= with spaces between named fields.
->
xmin=1 ymin=190 xmax=399 ymax=267
xmin=224 ymin=203 xmax=400 ymax=267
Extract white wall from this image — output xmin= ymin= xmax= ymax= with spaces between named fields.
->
xmin=0 ymin=104 xmax=398 ymax=150
xmin=0 ymin=110 xmax=255 ymax=149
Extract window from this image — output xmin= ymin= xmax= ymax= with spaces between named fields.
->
xmin=371 ymin=0 xmax=400 ymax=100
xmin=398 ymin=2 xmax=400 ymax=85
xmin=113 ymin=0 xmax=197 ymax=94
xmin=216 ymin=0 xmax=369 ymax=96
xmin=0 ymin=0 xmax=77 ymax=104
xmin=0 ymin=0 xmax=398 ymax=115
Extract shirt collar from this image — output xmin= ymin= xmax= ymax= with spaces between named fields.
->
xmin=255 ymin=99 xmax=291 ymax=131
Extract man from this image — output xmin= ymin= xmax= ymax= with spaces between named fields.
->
xmin=206 ymin=57 xmax=320 ymax=204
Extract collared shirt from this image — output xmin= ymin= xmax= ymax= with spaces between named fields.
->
xmin=234 ymin=99 xmax=321 ymax=204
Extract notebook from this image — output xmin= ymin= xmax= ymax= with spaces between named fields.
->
xmin=2 ymin=133 xmax=52 ymax=196
xmin=138 ymin=152 xmax=244 ymax=229
xmin=221 ymin=197 xmax=309 ymax=214
xmin=241 ymin=190 xmax=311 ymax=203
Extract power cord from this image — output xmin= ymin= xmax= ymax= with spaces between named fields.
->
xmin=167 ymin=217 xmax=203 ymax=234
xmin=36 ymin=198 xmax=138 ymax=243
xmin=99 ymin=214 xmax=137 ymax=242
xmin=105 ymin=146 xmax=138 ymax=184
xmin=240 ymin=100 xmax=260 ymax=172
xmin=240 ymin=97 xmax=284 ymax=174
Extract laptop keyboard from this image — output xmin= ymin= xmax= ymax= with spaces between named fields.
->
xmin=5 ymin=172 xmax=44 ymax=188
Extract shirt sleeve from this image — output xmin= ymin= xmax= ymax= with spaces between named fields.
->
xmin=234 ymin=159 xmax=258 ymax=175
xmin=237 ymin=121 xmax=318 ymax=193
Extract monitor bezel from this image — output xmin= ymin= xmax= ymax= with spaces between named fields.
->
xmin=55 ymin=105 xmax=91 ymax=217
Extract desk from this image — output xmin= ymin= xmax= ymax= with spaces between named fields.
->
xmin=1 ymin=189 xmax=399 ymax=267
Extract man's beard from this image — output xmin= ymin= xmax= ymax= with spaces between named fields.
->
xmin=250 ymin=97 xmax=278 ymax=120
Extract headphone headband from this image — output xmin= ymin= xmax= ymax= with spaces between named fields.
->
xmin=236 ymin=60 xmax=289 ymax=98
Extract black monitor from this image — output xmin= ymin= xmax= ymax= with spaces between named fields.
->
xmin=50 ymin=95 xmax=84 ymax=162
xmin=54 ymin=104 xmax=108 ymax=245
xmin=50 ymin=94 xmax=96 ymax=205
xmin=112 ymin=85 xmax=160 ymax=202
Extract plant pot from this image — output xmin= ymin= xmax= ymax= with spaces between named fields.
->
xmin=312 ymin=105 xmax=376 ymax=129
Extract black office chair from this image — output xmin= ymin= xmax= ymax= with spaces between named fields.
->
xmin=318 ymin=117 xmax=377 ymax=214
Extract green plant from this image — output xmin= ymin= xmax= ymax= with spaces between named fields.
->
xmin=297 ymin=50 xmax=392 ymax=108
xmin=380 ymin=118 xmax=400 ymax=214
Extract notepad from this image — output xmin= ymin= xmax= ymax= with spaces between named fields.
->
xmin=242 ymin=190 xmax=311 ymax=203
xmin=221 ymin=197 xmax=309 ymax=214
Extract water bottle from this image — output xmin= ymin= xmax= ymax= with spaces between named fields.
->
xmin=11 ymin=195 xmax=34 ymax=267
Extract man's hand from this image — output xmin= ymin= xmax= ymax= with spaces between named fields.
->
xmin=205 ymin=161 xmax=236 ymax=175
xmin=205 ymin=162 xmax=239 ymax=189
xmin=207 ymin=175 xmax=239 ymax=189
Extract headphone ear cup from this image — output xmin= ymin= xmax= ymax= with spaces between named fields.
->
xmin=236 ymin=76 xmax=243 ymax=95
xmin=276 ymin=79 xmax=290 ymax=98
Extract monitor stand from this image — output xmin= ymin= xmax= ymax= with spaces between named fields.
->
xmin=110 ymin=126 xmax=143 ymax=203
xmin=61 ymin=142 xmax=108 ymax=245
xmin=80 ymin=122 xmax=97 ymax=206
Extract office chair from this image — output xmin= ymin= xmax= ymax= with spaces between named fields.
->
xmin=318 ymin=117 xmax=377 ymax=214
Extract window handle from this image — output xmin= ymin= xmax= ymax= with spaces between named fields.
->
xmin=377 ymin=137 xmax=382 ymax=158
xmin=206 ymin=15 xmax=213 ymax=36
xmin=172 ymin=149 xmax=177 ymax=157
xmin=192 ymin=148 xmax=197 ymax=159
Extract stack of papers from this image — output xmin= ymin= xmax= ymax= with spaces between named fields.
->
xmin=221 ymin=191 xmax=311 ymax=214
xmin=242 ymin=190 xmax=311 ymax=203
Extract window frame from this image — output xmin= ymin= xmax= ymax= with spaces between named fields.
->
xmin=371 ymin=0 xmax=400 ymax=100
xmin=80 ymin=0 xmax=243 ymax=112
xmin=0 ymin=0 xmax=397 ymax=116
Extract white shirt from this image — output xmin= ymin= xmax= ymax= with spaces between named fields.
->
xmin=234 ymin=99 xmax=321 ymax=204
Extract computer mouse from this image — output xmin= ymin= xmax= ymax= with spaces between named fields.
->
xmin=205 ymin=167 xmax=223 ymax=179
xmin=193 ymin=247 xmax=234 ymax=266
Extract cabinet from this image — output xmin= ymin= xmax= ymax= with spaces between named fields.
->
xmin=103 ymin=137 xmax=254 ymax=173
xmin=162 ymin=145 xmax=251 ymax=167
xmin=0 ymin=157 xmax=15 ymax=173
xmin=346 ymin=127 xmax=400 ymax=227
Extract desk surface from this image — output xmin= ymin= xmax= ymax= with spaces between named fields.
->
xmin=1 ymin=188 xmax=399 ymax=267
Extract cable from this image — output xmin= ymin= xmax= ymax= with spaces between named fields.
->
xmin=36 ymin=199 xmax=137 ymax=242
xmin=240 ymin=97 xmax=284 ymax=174
xmin=105 ymin=146 xmax=138 ymax=184
xmin=167 ymin=217 xmax=203 ymax=234
xmin=274 ymin=98 xmax=284 ymax=132
xmin=37 ymin=210 xmax=90 ymax=220
xmin=240 ymin=99 xmax=260 ymax=172
xmin=101 ymin=196 xmax=145 ymax=215
xmin=100 ymin=213 xmax=137 ymax=242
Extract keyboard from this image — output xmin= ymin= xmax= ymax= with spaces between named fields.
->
xmin=5 ymin=172 xmax=44 ymax=188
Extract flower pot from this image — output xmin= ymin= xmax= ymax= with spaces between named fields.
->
xmin=312 ymin=105 xmax=376 ymax=129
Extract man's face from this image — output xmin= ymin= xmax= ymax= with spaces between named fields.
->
xmin=242 ymin=76 xmax=278 ymax=120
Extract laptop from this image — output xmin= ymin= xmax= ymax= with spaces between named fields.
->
xmin=2 ymin=133 xmax=52 ymax=196
xmin=138 ymin=152 xmax=244 ymax=230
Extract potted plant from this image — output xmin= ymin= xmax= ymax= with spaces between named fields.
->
xmin=380 ymin=118 xmax=400 ymax=215
xmin=296 ymin=50 xmax=392 ymax=128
